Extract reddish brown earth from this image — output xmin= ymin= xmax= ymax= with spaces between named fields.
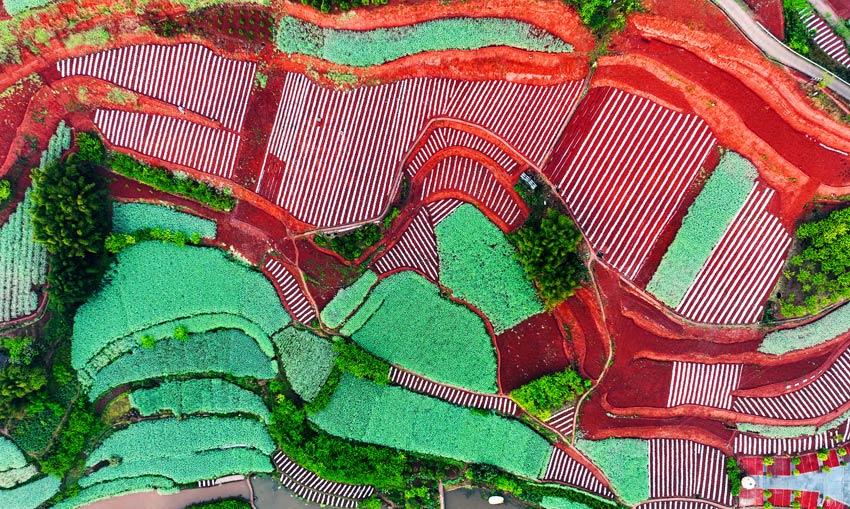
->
xmin=495 ymin=312 xmax=571 ymax=393
xmin=742 ymin=0 xmax=785 ymax=38
xmin=826 ymin=0 xmax=850 ymax=18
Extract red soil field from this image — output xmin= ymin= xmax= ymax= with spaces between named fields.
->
xmin=557 ymin=287 xmax=609 ymax=381
xmin=643 ymin=0 xmax=749 ymax=45
xmin=742 ymin=0 xmax=785 ymax=38
xmin=494 ymin=312 xmax=571 ymax=393
xmin=295 ymin=239 xmax=363 ymax=310
xmin=826 ymin=0 xmax=850 ymax=19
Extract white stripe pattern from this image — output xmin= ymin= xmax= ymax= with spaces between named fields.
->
xmin=733 ymin=349 xmax=850 ymax=420
xmin=258 ymin=73 xmax=581 ymax=228
xmin=197 ymin=479 xmax=215 ymax=488
xmin=648 ymin=439 xmax=732 ymax=505
xmin=94 ymin=109 xmax=240 ymax=179
xmin=640 ymin=501 xmax=722 ymax=509
xmin=58 ymin=43 xmax=255 ymax=131
xmin=802 ymin=11 xmax=850 ymax=67
xmin=373 ymin=209 xmax=440 ymax=282
xmin=545 ymin=87 xmax=716 ymax=280
xmin=543 ymin=447 xmax=614 ymax=498
xmin=667 ymin=362 xmax=742 ymax=410
xmin=272 ymin=450 xmax=374 ymax=501
xmin=389 ymin=366 xmax=519 ymax=414
xmin=406 ymin=126 xmax=518 ymax=177
xmin=733 ymin=430 xmax=839 ymax=456
xmin=676 ymin=186 xmax=792 ymax=324
xmin=263 ymin=259 xmax=316 ymax=324
xmin=420 ymin=156 xmax=523 ymax=228
xmin=425 ymin=199 xmax=464 ymax=226
xmin=545 ymin=406 xmax=576 ymax=436
xmin=279 ymin=474 xmax=358 ymax=508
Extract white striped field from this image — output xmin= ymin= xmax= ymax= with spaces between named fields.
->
xmin=648 ymin=439 xmax=731 ymax=505
xmin=272 ymin=450 xmax=373 ymax=501
xmin=405 ymin=126 xmax=520 ymax=177
xmin=544 ymin=87 xmax=716 ymax=280
xmin=94 ymin=109 xmax=241 ymax=179
xmin=667 ymin=362 xmax=742 ymax=410
xmin=373 ymin=209 xmax=440 ymax=282
xmin=675 ymin=186 xmax=791 ymax=325
xmin=389 ymin=366 xmax=519 ymax=414
xmin=802 ymin=11 xmax=850 ymax=67
xmin=542 ymin=447 xmax=614 ymax=498
xmin=425 ymin=199 xmax=464 ymax=227
xmin=278 ymin=474 xmax=357 ymax=508
xmin=263 ymin=258 xmax=316 ymax=325
xmin=545 ymin=406 xmax=576 ymax=436
xmin=639 ymin=501 xmax=721 ymax=509
xmin=58 ymin=43 xmax=255 ymax=131
xmin=733 ymin=429 xmax=840 ymax=456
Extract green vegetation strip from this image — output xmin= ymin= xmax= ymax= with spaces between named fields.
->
xmin=310 ymin=374 xmax=552 ymax=479
xmin=2 ymin=0 xmax=53 ymax=17
xmin=0 ymin=188 xmax=48 ymax=322
xmin=273 ymin=328 xmax=337 ymax=402
xmin=320 ymin=270 xmax=378 ymax=328
xmin=0 ymin=436 xmax=27 ymax=471
xmin=88 ymin=329 xmax=277 ymax=400
xmin=436 ymin=204 xmax=543 ymax=333
xmin=0 ymin=476 xmax=60 ymax=509
xmin=647 ymin=151 xmax=757 ymax=307
xmin=129 ymin=378 xmax=270 ymax=422
xmin=112 ymin=202 xmax=217 ymax=238
xmin=760 ymin=302 xmax=850 ymax=354
xmin=344 ymin=271 xmax=497 ymax=393
xmin=51 ymin=475 xmax=177 ymax=509
xmin=575 ymin=438 xmax=649 ymax=505
xmin=276 ymin=16 xmax=572 ymax=67
xmin=72 ymin=241 xmax=289 ymax=374
xmin=0 ymin=465 xmax=37 ymax=488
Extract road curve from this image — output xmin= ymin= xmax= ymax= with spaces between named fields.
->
xmin=710 ymin=0 xmax=850 ymax=102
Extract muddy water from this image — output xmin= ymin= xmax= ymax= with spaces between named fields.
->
xmin=444 ymin=487 xmax=529 ymax=509
xmin=252 ymin=476 xmax=326 ymax=509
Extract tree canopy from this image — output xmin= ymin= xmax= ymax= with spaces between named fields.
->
xmin=509 ymin=368 xmax=591 ymax=420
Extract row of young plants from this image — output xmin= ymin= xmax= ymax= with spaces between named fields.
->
xmin=112 ymin=202 xmax=217 ymax=237
xmin=0 ymin=188 xmax=47 ymax=321
xmin=130 ymin=378 xmax=271 ymax=422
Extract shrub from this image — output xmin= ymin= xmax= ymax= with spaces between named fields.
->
xmin=764 ymin=456 xmax=775 ymax=466
xmin=39 ymin=399 xmax=101 ymax=476
xmin=320 ymin=270 xmax=378 ymax=328
xmin=510 ymin=209 xmax=585 ymax=310
xmin=436 ymin=204 xmax=543 ymax=333
xmin=74 ymin=131 xmax=105 ymax=164
xmin=0 ymin=437 xmax=27 ymax=471
xmin=310 ymin=374 xmax=552 ymax=479
xmin=0 ymin=365 xmax=47 ymax=421
xmin=510 ymin=369 xmax=591 ymax=420
xmin=140 ymin=335 xmax=155 ymax=349
xmin=1 ymin=336 xmax=36 ymax=366
xmin=647 ymin=151 xmax=757 ymax=307
xmin=87 ymin=329 xmax=277 ymax=400
xmin=276 ymin=16 xmax=572 ymax=67
xmin=112 ymin=202 xmax=217 ymax=238
xmin=0 ymin=189 xmax=48 ymax=321
xmin=839 ymin=447 xmax=847 ymax=456
xmin=50 ymin=475 xmax=176 ymax=509
xmin=792 ymin=457 xmax=801 ymax=465
xmin=574 ymin=438 xmax=649 ymax=505
xmin=333 ymin=339 xmax=390 ymax=385
xmin=343 ymin=271 xmax=497 ymax=392
xmin=173 ymin=325 xmax=190 ymax=341
xmin=130 ymin=378 xmax=270 ymax=422
xmin=273 ymin=328 xmax=337 ymax=402
xmin=726 ymin=457 xmax=743 ymax=496
xmin=314 ymin=223 xmax=381 ymax=261
xmin=818 ymin=451 xmax=829 ymax=461
xmin=0 ymin=179 xmax=9 ymax=201
xmin=0 ymin=475 xmax=60 ymax=509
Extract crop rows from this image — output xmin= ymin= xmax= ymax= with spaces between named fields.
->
xmin=733 ymin=348 xmax=850 ymax=420
xmin=648 ymin=439 xmax=731 ymax=505
xmin=58 ymin=43 xmax=255 ymax=130
xmin=544 ymin=87 xmax=716 ymax=279
xmin=542 ymin=447 xmax=614 ymax=498
xmin=544 ymin=406 xmax=576 ymax=436
xmin=801 ymin=11 xmax=850 ymax=67
xmin=263 ymin=258 xmax=316 ymax=324
xmin=675 ymin=186 xmax=791 ymax=324
xmin=278 ymin=474 xmax=357 ymax=509
xmin=666 ymin=362 xmax=742 ymax=410
xmin=272 ymin=450 xmax=374 ymax=500
xmin=420 ymin=155 xmax=524 ymax=228
xmin=640 ymin=502 xmax=721 ymax=509
xmin=373 ymin=209 xmax=440 ymax=282
xmin=0 ymin=190 xmax=47 ymax=322
xmin=733 ymin=430 xmax=839 ymax=456
xmin=405 ymin=126 xmax=518 ymax=177
xmin=389 ymin=366 xmax=519 ymax=414
xmin=425 ymin=199 xmax=464 ymax=226
xmin=94 ymin=109 xmax=241 ymax=179
xmin=259 ymin=73 xmax=581 ymax=228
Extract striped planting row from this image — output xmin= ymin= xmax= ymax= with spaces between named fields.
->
xmin=733 ymin=348 xmax=850 ymax=420
xmin=389 ymin=366 xmax=519 ymax=415
xmin=667 ymin=362 xmax=742 ymax=410
xmin=373 ymin=209 xmax=440 ymax=282
xmin=545 ymin=406 xmax=576 ymax=436
xmin=197 ymin=479 xmax=215 ymax=488
xmin=258 ymin=73 xmax=582 ymax=228
xmin=675 ymin=185 xmax=792 ymax=325
xmin=279 ymin=474 xmax=357 ymax=509
xmin=263 ymin=258 xmax=316 ymax=324
xmin=58 ymin=43 xmax=255 ymax=130
xmin=801 ymin=11 xmax=850 ymax=67
xmin=420 ymin=155 xmax=524 ymax=228
xmin=543 ymin=447 xmax=614 ymax=498
xmin=94 ymin=109 xmax=240 ymax=179
xmin=272 ymin=450 xmax=374 ymax=500
xmin=733 ymin=430 xmax=839 ymax=456
xmin=425 ymin=199 xmax=464 ymax=226
xmin=405 ymin=126 xmax=519 ymax=177
xmin=544 ymin=87 xmax=716 ymax=280
xmin=639 ymin=501 xmax=721 ymax=509
xmin=649 ymin=439 xmax=732 ymax=505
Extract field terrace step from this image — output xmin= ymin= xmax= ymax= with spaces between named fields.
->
xmin=263 ymin=258 xmax=317 ymax=324
xmin=732 ymin=348 xmax=850 ymax=420
xmin=542 ymin=446 xmax=614 ymax=499
xmin=674 ymin=185 xmax=791 ymax=325
xmin=638 ymin=501 xmax=725 ymax=509
xmin=733 ymin=428 xmax=840 ymax=456
xmin=256 ymin=73 xmax=582 ymax=228
xmin=544 ymin=86 xmax=717 ymax=280
xmin=388 ymin=366 xmax=519 ymax=415
xmin=666 ymin=362 xmax=742 ymax=410
xmin=648 ymin=439 xmax=732 ymax=506
xmin=419 ymin=155 xmax=526 ymax=229
xmin=272 ymin=450 xmax=374 ymax=502
xmin=544 ymin=406 xmax=576 ymax=437
xmin=94 ymin=109 xmax=241 ymax=179
xmin=801 ymin=11 xmax=850 ymax=67
xmin=405 ymin=124 xmax=524 ymax=178
xmin=372 ymin=208 xmax=440 ymax=282
xmin=58 ymin=43 xmax=255 ymax=131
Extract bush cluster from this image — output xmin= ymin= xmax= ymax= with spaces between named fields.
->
xmin=726 ymin=457 xmax=743 ymax=496
xmin=314 ymin=224 xmax=381 ymax=261
xmin=333 ymin=339 xmax=390 ymax=385
xmin=510 ymin=369 xmax=591 ymax=420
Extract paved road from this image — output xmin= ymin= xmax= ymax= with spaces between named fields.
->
xmin=710 ymin=0 xmax=850 ymax=102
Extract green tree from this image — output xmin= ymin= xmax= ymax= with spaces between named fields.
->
xmin=75 ymin=131 xmax=105 ymax=164
xmin=139 ymin=335 xmax=156 ymax=349
xmin=332 ymin=340 xmax=390 ymax=384
xmin=1 ymin=336 xmax=37 ymax=365
xmin=0 ymin=365 xmax=47 ymax=420
xmin=0 ymin=179 xmax=10 ymax=201
xmin=509 ymin=368 xmax=591 ymax=420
